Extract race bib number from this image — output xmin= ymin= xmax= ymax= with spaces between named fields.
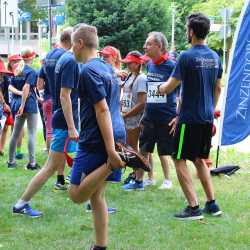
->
xmin=147 ymin=82 xmax=167 ymax=103
xmin=121 ymin=92 xmax=132 ymax=113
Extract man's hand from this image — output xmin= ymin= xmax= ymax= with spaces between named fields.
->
xmin=37 ymin=96 xmax=44 ymax=104
xmin=3 ymin=103 xmax=11 ymax=113
xmin=16 ymin=106 xmax=24 ymax=117
xmin=116 ymin=70 xmax=128 ymax=81
xmin=169 ymin=116 xmax=178 ymax=135
xmin=68 ymin=127 xmax=79 ymax=141
xmin=107 ymin=149 xmax=125 ymax=170
xmin=122 ymin=112 xmax=127 ymax=119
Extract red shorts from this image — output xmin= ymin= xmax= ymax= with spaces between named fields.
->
xmin=42 ymin=99 xmax=53 ymax=140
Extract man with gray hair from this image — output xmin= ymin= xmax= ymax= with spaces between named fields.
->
xmin=122 ymin=31 xmax=178 ymax=191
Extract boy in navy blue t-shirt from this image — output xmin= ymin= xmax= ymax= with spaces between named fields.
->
xmin=13 ymin=28 xmax=74 ymax=218
xmin=69 ymin=23 xmax=125 ymax=250
xmin=159 ymin=13 xmax=222 ymax=220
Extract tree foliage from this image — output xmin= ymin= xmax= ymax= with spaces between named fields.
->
xmin=66 ymin=0 xmax=172 ymax=56
xmin=19 ymin=0 xmax=47 ymax=20
xmin=192 ymin=0 xmax=244 ymax=52
xmin=173 ymin=0 xmax=206 ymax=51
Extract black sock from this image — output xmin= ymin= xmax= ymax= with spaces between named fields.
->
xmin=191 ymin=205 xmax=199 ymax=210
xmin=57 ymin=175 xmax=65 ymax=185
xmin=135 ymin=180 xmax=142 ymax=184
xmin=207 ymin=199 xmax=215 ymax=205
xmin=92 ymin=245 xmax=107 ymax=250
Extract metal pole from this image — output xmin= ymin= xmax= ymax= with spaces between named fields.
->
xmin=48 ymin=0 xmax=52 ymax=50
xmin=6 ymin=27 xmax=10 ymax=54
xmin=223 ymin=9 xmax=228 ymax=73
xmin=38 ymin=20 xmax=42 ymax=54
xmin=10 ymin=12 xmax=14 ymax=54
xmin=171 ymin=3 xmax=176 ymax=50
xmin=20 ymin=21 xmax=22 ymax=49
xmin=0 ymin=0 xmax=2 ymax=27
xmin=215 ymin=145 xmax=220 ymax=168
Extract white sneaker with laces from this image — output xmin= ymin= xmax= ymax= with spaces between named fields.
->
xmin=144 ymin=178 xmax=156 ymax=186
xmin=158 ymin=180 xmax=172 ymax=190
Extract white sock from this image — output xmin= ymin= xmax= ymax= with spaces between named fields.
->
xmin=15 ymin=199 xmax=29 ymax=209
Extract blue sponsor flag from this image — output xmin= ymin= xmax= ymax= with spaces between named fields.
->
xmin=220 ymin=0 xmax=250 ymax=146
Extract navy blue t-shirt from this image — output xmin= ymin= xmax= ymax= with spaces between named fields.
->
xmin=52 ymin=51 xmax=79 ymax=130
xmin=78 ymin=58 xmax=126 ymax=152
xmin=143 ymin=59 xmax=177 ymax=123
xmin=10 ymin=64 xmax=38 ymax=114
xmin=44 ymin=47 xmax=65 ymax=109
xmin=172 ymin=45 xmax=223 ymax=124
xmin=38 ymin=66 xmax=51 ymax=100
xmin=0 ymin=76 xmax=11 ymax=105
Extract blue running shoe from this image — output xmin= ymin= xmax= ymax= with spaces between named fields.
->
xmin=174 ymin=206 xmax=204 ymax=221
xmin=121 ymin=181 xmax=144 ymax=191
xmin=15 ymin=153 xmax=24 ymax=160
xmin=203 ymin=201 xmax=222 ymax=216
xmin=85 ymin=203 xmax=117 ymax=214
xmin=13 ymin=204 xmax=43 ymax=218
xmin=54 ymin=182 xmax=68 ymax=190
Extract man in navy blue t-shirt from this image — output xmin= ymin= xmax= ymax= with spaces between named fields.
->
xmin=122 ymin=32 xmax=177 ymax=191
xmin=38 ymin=29 xmax=73 ymax=188
xmin=69 ymin=23 xmax=125 ymax=250
xmin=159 ymin=13 xmax=222 ymax=220
xmin=13 ymin=28 xmax=76 ymax=218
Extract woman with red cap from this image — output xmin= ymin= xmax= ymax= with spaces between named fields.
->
xmin=1 ymin=54 xmax=26 ymax=159
xmin=99 ymin=46 xmax=128 ymax=84
xmin=0 ymin=58 xmax=13 ymax=141
xmin=120 ymin=51 xmax=147 ymax=190
xmin=7 ymin=47 xmax=40 ymax=170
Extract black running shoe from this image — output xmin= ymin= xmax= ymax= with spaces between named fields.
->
xmin=26 ymin=163 xmax=40 ymax=170
xmin=203 ymin=201 xmax=222 ymax=216
xmin=123 ymin=172 xmax=136 ymax=184
xmin=7 ymin=161 xmax=17 ymax=169
xmin=174 ymin=206 xmax=204 ymax=221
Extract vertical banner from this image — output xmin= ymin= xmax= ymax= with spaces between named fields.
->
xmin=219 ymin=0 xmax=250 ymax=146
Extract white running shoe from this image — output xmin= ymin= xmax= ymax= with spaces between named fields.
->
xmin=144 ymin=178 xmax=156 ymax=186
xmin=158 ymin=180 xmax=172 ymax=190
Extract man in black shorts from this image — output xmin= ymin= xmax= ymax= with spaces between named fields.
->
xmin=122 ymin=32 xmax=177 ymax=191
xmin=159 ymin=13 xmax=222 ymax=220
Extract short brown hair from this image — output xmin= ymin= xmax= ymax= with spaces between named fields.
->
xmin=60 ymin=27 xmax=73 ymax=44
xmin=72 ymin=23 xmax=98 ymax=49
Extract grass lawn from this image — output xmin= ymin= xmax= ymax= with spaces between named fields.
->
xmin=0 ymin=131 xmax=249 ymax=250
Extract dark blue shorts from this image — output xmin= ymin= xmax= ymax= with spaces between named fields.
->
xmin=70 ymin=149 xmax=122 ymax=185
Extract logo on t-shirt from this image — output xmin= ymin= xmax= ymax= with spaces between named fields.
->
xmin=195 ymin=57 xmax=219 ymax=69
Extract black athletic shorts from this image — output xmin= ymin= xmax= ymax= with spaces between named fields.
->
xmin=139 ymin=121 xmax=174 ymax=156
xmin=172 ymin=123 xmax=213 ymax=161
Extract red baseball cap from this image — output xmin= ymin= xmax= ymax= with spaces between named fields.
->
xmin=21 ymin=47 xmax=37 ymax=59
xmin=99 ymin=46 xmax=118 ymax=58
xmin=0 ymin=60 xmax=13 ymax=75
xmin=140 ymin=54 xmax=151 ymax=64
xmin=8 ymin=54 xmax=23 ymax=62
xmin=121 ymin=53 xmax=143 ymax=64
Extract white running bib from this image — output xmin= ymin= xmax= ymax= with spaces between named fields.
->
xmin=147 ymin=82 xmax=167 ymax=103
xmin=121 ymin=92 xmax=132 ymax=113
